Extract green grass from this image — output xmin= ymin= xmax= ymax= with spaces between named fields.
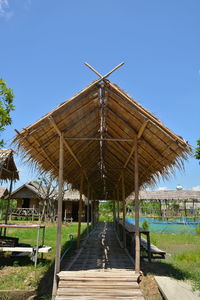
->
xmin=0 ymin=222 xmax=88 ymax=294
xmin=142 ymin=232 xmax=200 ymax=292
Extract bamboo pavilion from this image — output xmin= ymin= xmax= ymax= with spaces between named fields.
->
xmin=13 ymin=64 xmax=191 ymax=297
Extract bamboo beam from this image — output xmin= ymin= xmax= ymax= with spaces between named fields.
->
xmin=84 ymin=62 xmax=124 ymax=83
xmin=49 ymin=116 xmax=96 ymax=195
xmin=134 ymin=139 xmax=140 ymax=273
xmin=49 ymin=116 xmax=82 ymax=168
xmin=122 ymin=171 xmax=126 ymax=248
xmin=109 ymin=82 xmax=187 ymax=147
xmin=52 ymin=133 xmax=64 ymax=299
xmin=77 ymin=172 xmax=84 ymax=248
xmin=64 ymin=137 xmax=135 ymax=142
xmin=15 ymin=129 xmax=58 ymax=171
xmin=115 ymin=121 xmax=148 ymax=188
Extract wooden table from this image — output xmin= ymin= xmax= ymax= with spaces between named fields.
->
xmin=116 ymin=218 xmax=151 ymax=262
xmin=0 ymin=223 xmax=51 ymax=267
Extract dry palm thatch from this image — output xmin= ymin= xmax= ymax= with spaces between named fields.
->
xmin=0 ymin=149 xmax=19 ymax=181
xmin=13 ymin=79 xmax=191 ymax=200
xmin=127 ymin=190 xmax=200 ymax=202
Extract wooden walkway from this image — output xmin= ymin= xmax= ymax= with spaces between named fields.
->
xmin=56 ymin=223 xmax=145 ymax=300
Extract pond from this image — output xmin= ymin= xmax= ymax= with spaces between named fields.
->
xmin=126 ymin=216 xmax=200 ymax=234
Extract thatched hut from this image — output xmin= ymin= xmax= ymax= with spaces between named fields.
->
xmin=13 ymin=75 xmax=191 ymax=291
xmin=0 ymin=149 xmax=19 ymax=181
xmin=0 ymin=149 xmax=19 ymax=224
xmin=7 ymin=181 xmax=89 ymax=221
xmin=0 ymin=187 xmax=8 ymax=199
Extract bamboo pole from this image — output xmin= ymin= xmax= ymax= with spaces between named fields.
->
xmin=112 ymin=191 xmax=116 ymax=223
xmin=93 ymin=193 xmax=96 ymax=226
xmin=91 ymin=191 xmax=94 ymax=228
xmin=52 ymin=133 xmax=64 ymax=299
xmin=117 ymin=188 xmax=120 ymax=219
xmin=87 ymin=184 xmax=90 ymax=236
xmin=134 ymin=139 xmax=140 ymax=273
xmin=113 ymin=199 xmax=116 ymax=223
xmin=77 ymin=172 xmax=84 ymax=248
xmin=122 ymin=171 xmax=126 ymax=248
xmin=4 ymin=175 xmax=14 ymax=236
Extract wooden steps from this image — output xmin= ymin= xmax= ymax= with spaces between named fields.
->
xmin=55 ymin=223 xmax=145 ymax=299
xmin=56 ymin=270 xmax=145 ymax=300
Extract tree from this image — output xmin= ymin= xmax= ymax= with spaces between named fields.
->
xmin=195 ymin=139 xmax=200 ymax=162
xmin=33 ymin=176 xmax=58 ymax=222
xmin=0 ymin=78 xmax=15 ymax=147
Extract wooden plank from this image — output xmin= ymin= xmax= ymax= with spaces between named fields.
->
xmin=58 ymin=282 xmax=139 ymax=288
xmin=57 ymin=288 xmax=143 ymax=296
xmin=56 ymin=296 xmax=145 ymax=300
xmin=58 ymin=281 xmax=138 ymax=289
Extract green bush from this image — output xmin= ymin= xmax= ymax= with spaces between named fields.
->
xmin=142 ymin=220 xmax=149 ymax=231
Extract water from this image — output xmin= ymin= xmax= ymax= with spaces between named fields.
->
xmin=126 ymin=216 xmax=200 ymax=234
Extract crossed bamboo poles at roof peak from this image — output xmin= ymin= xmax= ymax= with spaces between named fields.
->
xmin=84 ymin=62 xmax=125 ymax=83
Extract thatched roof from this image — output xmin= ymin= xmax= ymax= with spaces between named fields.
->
xmin=127 ymin=190 xmax=200 ymax=202
xmin=9 ymin=181 xmax=87 ymax=202
xmin=0 ymin=187 xmax=8 ymax=198
xmin=0 ymin=149 xmax=19 ymax=181
xmin=8 ymin=181 xmax=47 ymax=199
xmin=63 ymin=189 xmax=87 ymax=201
xmin=13 ymin=79 xmax=191 ymax=200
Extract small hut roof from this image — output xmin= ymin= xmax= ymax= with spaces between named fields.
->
xmin=13 ymin=79 xmax=191 ymax=200
xmin=9 ymin=181 xmax=87 ymax=202
xmin=127 ymin=190 xmax=200 ymax=201
xmin=0 ymin=187 xmax=8 ymax=198
xmin=63 ymin=189 xmax=87 ymax=201
xmin=8 ymin=181 xmax=47 ymax=199
xmin=0 ymin=149 xmax=19 ymax=181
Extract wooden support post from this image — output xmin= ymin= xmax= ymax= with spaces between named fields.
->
xmin=4 ymin=176 xmax=14 ymax=236
xmin=91 ymin=192 xmax=94 ymax=228
xmin=122 ymin=171 xmax=126 ymax=248
xmin=113 ymin=200 xmax=116 ymax=225
xmin=32 ymin=205 xmax=35 ymax=222
xmin=77 ymin=172 xmax=84 ymax=248
xmin=117 ymin=188 xmax=120 ymax=219
xmin=113 ymin=191 xmax=116 ymax=223
xmin=134 ymin=139 xmax=140 ymax=273
xmin=52 ymin=134 xmax=64 ymax=299
xmin=93 ymin=194 xmax=96 ymax=226
xmin=87 ymin=184 xmax=90 ymax=236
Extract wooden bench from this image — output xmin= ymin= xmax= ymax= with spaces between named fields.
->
xmin=140 ymin=237 xmax=166 ymax=259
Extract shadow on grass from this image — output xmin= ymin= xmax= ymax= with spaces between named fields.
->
xmin=141 ymin=259 xmax=190 ymax=281
xmin=34 ymin=226 xmax=89 ymax=300
xmin=0 ymin=254 xmax=34 ymax=268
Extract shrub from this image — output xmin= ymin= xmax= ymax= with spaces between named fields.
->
xmin=142 ymin=220 xmax=149 ymax=231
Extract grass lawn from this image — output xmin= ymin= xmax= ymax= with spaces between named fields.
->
xmin=141 ymin=232 xmax=200 ymax=292
xmin=0 ymin=221 xmax=88 ymax=298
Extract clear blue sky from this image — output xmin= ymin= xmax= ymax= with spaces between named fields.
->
xmin=0 ymin=0 xmax=199 ymax=191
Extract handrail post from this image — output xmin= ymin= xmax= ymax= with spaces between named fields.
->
xmin=134 ymin=139 xmax=140 ymax=273
xmin=52 ymin=133 xmax=64 ymax=299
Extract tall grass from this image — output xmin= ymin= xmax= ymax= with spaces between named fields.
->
xmin=143 ymin=232 xmax=200 ymax=292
